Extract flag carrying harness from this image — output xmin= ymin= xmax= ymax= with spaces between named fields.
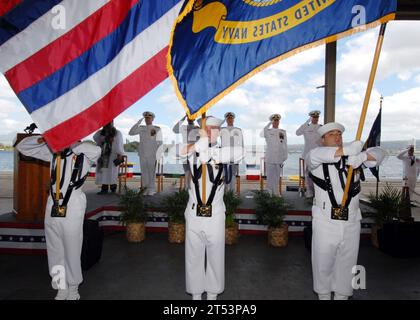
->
xmin=50 ymin=150 xmax=87 ymax=217
xmin=190 ymin=153 xmax=224 ymax=217
xmin=309 ymin=157 xmax=361 ymax=221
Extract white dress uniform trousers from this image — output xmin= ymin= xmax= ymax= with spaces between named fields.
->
xmin=221 ymin=126 xmax=244 ymax=192
xmin=296 ymin=121 xmax=322 ymax=196
xmin=129 ymin=121 xmax=163 ymax=195
xmin=308 ymin=146 xmax=386 ymax=298
xmin=16 ymin=137 xmax=100 ymax=287
xmin=261 ymin=123 xmax=288 ymax=195
xmin=183 ymin=138 xmax=244 ymax=296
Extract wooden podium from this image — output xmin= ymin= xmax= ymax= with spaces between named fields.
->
xmin=13 ymin=133 xmax=50 ymax=222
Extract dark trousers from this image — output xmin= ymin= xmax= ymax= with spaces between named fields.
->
xmin=101 ymin=184 xmax=117 ymax=192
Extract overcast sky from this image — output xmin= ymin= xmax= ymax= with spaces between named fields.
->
xmin=0 ymin=21 xmax=419 ymax=146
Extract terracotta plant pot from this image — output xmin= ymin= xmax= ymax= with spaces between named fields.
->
xmin=168 ymin=222 xmax=185 ymax=244
xmin=126 ymin=222 xmax=145 ymax=243
xmin=225 ymin=222 xmax=239 ymax=245
xmin=268 ymin=223 xmax=288 ymax=247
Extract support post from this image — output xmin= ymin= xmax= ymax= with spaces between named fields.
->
xmin=324 ymin=42 xmax=337 ymax=123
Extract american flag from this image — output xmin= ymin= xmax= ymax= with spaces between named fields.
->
xmin=0 ymin=0 xmax=183 ymax=151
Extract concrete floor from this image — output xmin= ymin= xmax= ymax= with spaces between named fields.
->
xmin=1 ymin=232 xmax=420 ymax=300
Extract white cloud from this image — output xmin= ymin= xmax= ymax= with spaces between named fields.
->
xmin=0 ymin=75 xmax=17 ymax=99
xmin=397 ymin=71 xmax=412 ymax=82
xmin=157 ymin=88 xmax=178 ymax=104
xmin=270 ymin=45 xmax=324 ymax=75
xmin=342 ymin=91 xmax=362 ymax=104
xmin=333 ymin=87 xmax=420 ymax=143
xmin=218 ymin=88 xmax=250 ymax=107
xmin=338 ymin=22 xmax=420 ymax=90
xmin=380 ymin=87 xmax=420 ymax=141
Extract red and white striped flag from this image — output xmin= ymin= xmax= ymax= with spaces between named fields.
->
xmin=0 ymin=0 xmax=183 ymax=151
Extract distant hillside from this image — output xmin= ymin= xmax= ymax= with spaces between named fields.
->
xmin=124 ymin=141 xmax=139 ymax=152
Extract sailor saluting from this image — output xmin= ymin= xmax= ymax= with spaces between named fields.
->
xmin=16 ymin=135 xmax=101 ymax=300
xmin=260 ymin=114 xmax=288 ymax=195
xmin=296 ymin=110 xmax=322 ymax=198
xmin=179 ymin=115 xmax=244 ymax=300
xmin=129 ymin=111 xmax=163 ymax=195
xmin=220 ymin=112 xmax=244 ymax=192
xmin=397 ymin=144 xmax=420 ymax=199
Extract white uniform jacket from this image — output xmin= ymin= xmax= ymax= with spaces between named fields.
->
xmin=260 ymin=123 xmax=288 ymax=164
xmin=307 ymin=146 xmax=386 ymax=223
xmin=220 ymin=126 xmax=244 ymax=150
xmin=296 ymin=121 xmax=322 ymax=158
xmin=129 ymin=120 xmax=163 ymax=160
xmin=16 ymin=136 xmax=101 ymax=196
xmin=173 ymin=121 xmax=200 ymax=144
xmin=183 ymin=138 xmax=245 ymax=212
xmin=397 ymin=148 xmax=420 ymax=185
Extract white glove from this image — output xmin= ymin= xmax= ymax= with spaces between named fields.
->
xmin=347 ymin=152 xmax=367 ymax=168
xmin=343 ymin=140 xmax=364 ymax=156
xmin=366 ymin=147 xmax=388 ymax=166
xmin=137 ymin=118 xmax=144 ymax=125
xmin=194 ymin=137 xmax=209 ymax=154
xmin=199 ymin=148 xmax=210 ymax=164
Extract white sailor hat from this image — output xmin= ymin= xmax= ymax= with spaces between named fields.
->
xmin=197 ymin=116 xmax=224 ymax=127
xmin=309 ymin=110 xmax=321 ymax=117
xmin=318 ymin=122 xmax=345 ymax=137
xmin=270 ymin=114 xmax=281 ymax=121
xmin=224 ymin=112 xmax=235 ymax=119
xmin=143 ymin=111 xmax=155 ymax=119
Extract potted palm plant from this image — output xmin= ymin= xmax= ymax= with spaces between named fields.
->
xmin=254 ymin=190 xmax=289 ymax=247
xmin=165 ymin=189 xmax=189 ymax=244
xmin=367 ymin=183 xmax=400 ymax=248
xmin=367 ymin=183 xmax=420 ymax=257
xmin=119 ymin=187 xmax=148 ymax=243
xmin=224 ymin=190 xmax=242 ymax=245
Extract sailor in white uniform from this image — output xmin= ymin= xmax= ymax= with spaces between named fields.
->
xmin=93 ymin=121 xmax=125 ymax=194
xmin=180 ymin=116 xmax=244 ymax=300
xmin=173 ymin=114 xmax=200 ymax=189
xmin=220 ymin=112 xmax=244 ymax=192
xmin=307 ymin=122 xmax=387 ymax=300
xmin=129 ymin=111 xmax=163 ymax=195
xmin=397 ymin=145 xmax=420 ymax=199
xmin=16 ymin=136 xmax=101 ymax=300
xmin=296 ymin=110 xmax=322 ymax=198
xmin=260 ymin=114 xmax=288 ymax=195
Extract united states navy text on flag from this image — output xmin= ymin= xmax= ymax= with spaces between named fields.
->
xmin=0 ymin=0 xmax=183 ymax=151
xmin=168 ymin=0 xmax=397 ymax=119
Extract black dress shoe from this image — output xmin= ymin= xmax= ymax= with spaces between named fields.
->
xmin=97 ymin=190 xmax=108 ymax=195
